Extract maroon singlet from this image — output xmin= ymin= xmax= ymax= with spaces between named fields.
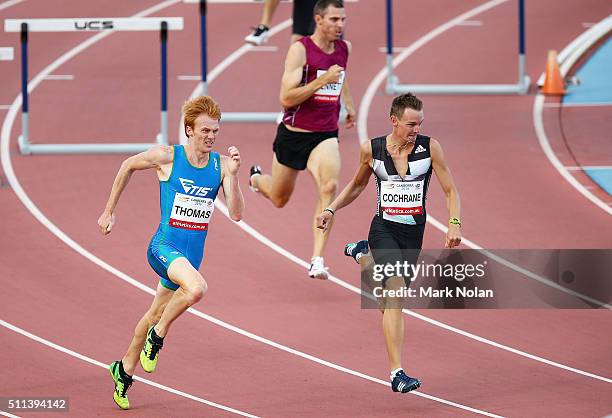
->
xmin=282 ymin=36 xmax=349 ymax=132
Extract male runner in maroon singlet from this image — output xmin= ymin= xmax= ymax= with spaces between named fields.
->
xmin=250 ymin=0 xmax=356 ymax=280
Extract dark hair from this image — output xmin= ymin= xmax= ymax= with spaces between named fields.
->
xmin=389 ymin=93 xmax=423 ymax=118
xmin=314 ymin=0 xmax=344 ymax=17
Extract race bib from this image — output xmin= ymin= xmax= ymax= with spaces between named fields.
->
xmin=314 ymin=69 xmax=345 ymax=102
xmin=380 ymin=180 xmax=424 ymax=223
xmin=169 ymin=193 xmax=214 ymax=231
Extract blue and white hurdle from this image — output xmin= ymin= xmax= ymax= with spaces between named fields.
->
xmin=384 ymin=0 xmax=530 ymax=95
xmin=4 ymin=17 xmax=183 ymax=154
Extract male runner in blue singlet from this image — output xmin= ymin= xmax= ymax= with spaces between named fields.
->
xmin=98 ymin=96 xmax=244 ymax=410
xmin=317 ymin=93 xmax=462 ymax=394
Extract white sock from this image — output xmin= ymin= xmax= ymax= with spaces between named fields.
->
xmin=390 ymin=367 xmax=403 ymax=380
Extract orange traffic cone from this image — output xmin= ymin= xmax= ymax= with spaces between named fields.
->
xmin=541 ymin=50 xmax=566 ymax=95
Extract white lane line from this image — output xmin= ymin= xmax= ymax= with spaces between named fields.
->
xmin=0 ymin=15 xmax=503 ymax=418
xmin=248 ymin=46 xmax=278 ymax=52
xmin=0 ymin=411 xmax=20 ymax=418
xmin=534 ymin=94 xmax=612 ymax=215
xmin=456 ymin=20 xmax=483 ymax=26
xmin=0 ymin=6 xmax=501 ymax=417
xmin=193 ymin=0 xmax=612 ymax=382
xmin=0 ymin=319 xmax=259 ymax=417
xmin=43 ymin=74 xmax=74 ymax=81
xmin=0 ymin=0 xmax=25 ymax=11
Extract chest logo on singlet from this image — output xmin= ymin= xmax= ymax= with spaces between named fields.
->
xmin=415 ymin=145 xmax=426 ymax=153
xmin=179 ymin=177 xmax=213 ymax=197
xmin=380 ymin=180 xmax=424 ymax=217
xmin=314 ymin=69 xmax=345 ymax=102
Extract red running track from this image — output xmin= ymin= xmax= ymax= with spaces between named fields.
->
xmin=1 ymin=0 xmax=611 ymax=417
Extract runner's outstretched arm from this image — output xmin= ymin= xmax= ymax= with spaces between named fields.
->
xmin=317 ymin=140 xmax=373 ymax=231
xmin=97 ymin=145 xmax=173 ymax=234
xmin=430 ymin=138 xmax=462 ymax=248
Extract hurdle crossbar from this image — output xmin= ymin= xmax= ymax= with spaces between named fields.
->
xmin=385 ymin=0 xmax=530 ymax=95
xmin=0 ymin=47 xmax=13 ymax=60
xmin=4 ymin=17 xmax=183 ymax=154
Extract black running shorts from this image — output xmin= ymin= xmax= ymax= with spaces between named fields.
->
xmin=367 ymin=216 xmax=426 ymax=286
xmin=293 ymin=0 xmax=317 ymax=36
xmin=273 ymin=123 xmax=338 ymax=170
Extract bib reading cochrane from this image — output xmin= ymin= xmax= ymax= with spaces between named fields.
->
xmin=314 ymin=69 xmax=345 ymax=102
xmin=381 ymin=180 xmax=424 ymax=221
xmin=170 ymin=193 xmax=214 ymax=231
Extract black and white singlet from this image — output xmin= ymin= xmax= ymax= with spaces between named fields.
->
xmin=372 ymin=134 xmax=433 ymax=226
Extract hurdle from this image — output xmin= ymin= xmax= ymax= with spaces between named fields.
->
xmin=184 ymin=0 xmax=281 ymax=122
xmin=384 ymin=0 xmax=530 ymax=95
xmin=4 ymin=17 xmax=183 ymax=154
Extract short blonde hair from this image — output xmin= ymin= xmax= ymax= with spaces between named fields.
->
xmin=183 ymin=96 xmax=221 ymax=136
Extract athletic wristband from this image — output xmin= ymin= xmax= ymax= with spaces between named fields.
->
xmin=449 ymin=217 xmax=461 ymax=227
xmin=323 ymin=207 xmax=335 ymax=216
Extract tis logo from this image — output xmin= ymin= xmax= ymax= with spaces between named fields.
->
xmin=74 ymin=20 xmax=114 ymax=30
xmin=180 ymin=177 xmax=213 ymax=197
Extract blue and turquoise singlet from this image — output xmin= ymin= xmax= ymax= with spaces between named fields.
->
xmin=147 ymin=145 xmax=222 ymax=290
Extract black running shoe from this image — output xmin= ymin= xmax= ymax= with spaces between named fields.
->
xmin=391 ymin=370 xmax=421 ymax=393
xmin=344 ymin=240 xmax=369 ymax=263
xmin=249 ymin=165 xmax=262 ymax=192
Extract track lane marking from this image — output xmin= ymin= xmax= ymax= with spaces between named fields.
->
xmin=0 ymin=0 xmax=25 ymax=12
xmin=0 ymin=319 xmax=259 ymax=417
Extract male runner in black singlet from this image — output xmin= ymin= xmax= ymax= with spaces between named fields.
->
xmin=316 ymin=93 xmax=461 ymax=393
